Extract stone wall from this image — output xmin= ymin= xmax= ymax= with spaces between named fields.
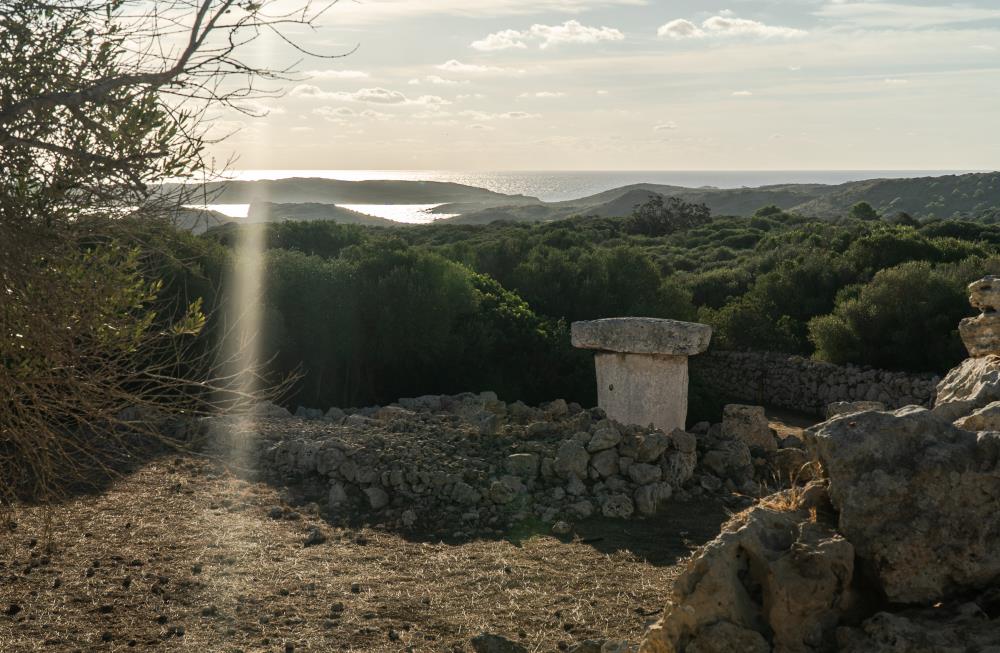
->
xmin=199 ymin=393 xmax=788 ymax=538
xmin=691 ymin=350 xmax=939 ymax=416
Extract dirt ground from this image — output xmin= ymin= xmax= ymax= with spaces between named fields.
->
xmin=0 ymin=456 xmax=732 ymax=653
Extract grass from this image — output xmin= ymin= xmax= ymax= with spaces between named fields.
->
xmin=0 ymin=457 xmax=728 ymax=652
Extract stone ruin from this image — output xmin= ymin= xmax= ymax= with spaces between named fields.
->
xmin=572 ymin=317 xmax=711 ymax=433
xmin=639 ymin=277 xmax=1000 ymax=652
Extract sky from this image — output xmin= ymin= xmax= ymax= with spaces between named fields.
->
xmin=205 ymin=0 xmax=1000 ymax=171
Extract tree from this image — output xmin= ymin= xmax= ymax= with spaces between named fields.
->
xmin=625 ymin=194 xmax=712 ymax=236
xmin=849 ymin=201 xmax=880 ymax=221
xmin=0 ymin=1 xmax=336 ymax=502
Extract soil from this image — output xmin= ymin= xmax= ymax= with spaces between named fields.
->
xmin=0 ymin=456 xmax=731 ymax=653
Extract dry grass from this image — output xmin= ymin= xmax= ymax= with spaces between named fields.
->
xmin=0 ymin=457 xmax=727 ymax=652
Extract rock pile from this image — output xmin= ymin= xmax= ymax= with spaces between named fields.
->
xmin=201 ymin=396 xmax=800 ymax=536
xmin=639 ymin=277 xmax=1000 ymax=653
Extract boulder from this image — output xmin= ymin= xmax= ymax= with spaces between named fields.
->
xmin=659 ymin=450 xmax=696 ymax=488
xmin=628 ymin=463 xmax=662 ymax=486
xmin=635 ymin=430 xmax=671 ymax=463
xmin=363 ymin=487 xmax=389 ymax=510
xmin=504 ymin=453 xmax=540 ymax=479
xmin=721 ymin=404 xmax=776 ymax=452
xmin=590 ymin=449 xmax=620 ymax=478
xmin=634 ymin=482 xmax=672 ymax=516
xmin=954 ymin=399 xmax=1000 ymax=431
xmin=471 ymin=632 xmax=528 ymax=653
xmin=588 ymin=422 xmax=622 ymax=452
xmin=554 ymin=440 xmax=590 ymax=480
xmin=933 ymin=354 xmax=1000 ymax=421
xmin=601 ymin=493 xmax=635 ymax=519
xmin=808 ymin=406 xmax=1000 ymax=603
xmin=836 ymin=603 xmax=1000 ymax=652
xmin=960 ymin=276 xmax=1000 ymax=357
xmin=640 ymin=504 xmax=854 ymax=653
xmin=701 ymin=440 xmax=753 ymax=484
xmin=825 ymin=401 xmax=885 ymax=419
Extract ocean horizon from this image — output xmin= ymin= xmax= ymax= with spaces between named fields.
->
xmin=196 ymin=169 xmax=989 ymax=223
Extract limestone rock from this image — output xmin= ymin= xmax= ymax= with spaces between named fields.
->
xmin=640 ymin=506 xmax=854 ymax=653
xmin=363 ymin=487 xmax=389 ymax=510
xmin=571 ymin=317 xmax=712 ymax=356
xmin=590 ymin=449 xmax=620 ymax=478
xmin=634 ymin=482 xmax=672 ymax=516
xmin=934 ymin=354 xmax=1000 ymax=421
xmin=954 ymin=399 xmax=1000 ymax=431
xmin=628 ymin=463 xmax=662 ymax=485
xmin=961 ymin=276 xmax=1000 ymax=357
xmin=601 ymin=493 xmax=635 ymax=519
xmin=504 ymin=453 xmax=539 ymax=479
xmin=837 ymin=604 xmax=1000 ymax=652
xmin=666 ymin=428 xmax=697 ymax=454
xmin=471 ymin=632 xmax=528 ymax=653
xmin=721 ymin=404 xmax=776 ymax=452
xmin=554 ymin=440 xmax=590 ymax=480
xmin=635 ymin=430 xmax=671 ymax=463
xmin=701 ymin=440 xmax=753 ymax=484
xmin=825 ymin=401 xmax=885 ymax=419
xmin=808 ymin=406 xmax=1000 ymax=603
xmin=587 ymin=422 xmax=622 ymax=452
xmin=660 ymin=450 xmax=696 ymax=488
xmin=567 ymin=500 xmax=594 ymax=519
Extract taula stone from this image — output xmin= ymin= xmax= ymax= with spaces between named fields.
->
xmin=807 ymin=406 xmax=1000 ymax=604
xmin=571 ymin=317 xmax=711 ymax=356
xmin=960 ymin=276 xmax=1000 ymax=357
xmin=571 ymin=318 xmax=712 ymax=432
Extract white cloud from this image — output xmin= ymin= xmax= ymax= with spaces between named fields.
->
xmin=658 ymin=14 xmax=806 ymax=39
xmin=884 ymin=78 xmax=910 ymax=86
xmin=302 ymin=69 xmax=370 ymax=80
xmin=732 ymin=90 xmax=754 ymax=96
xmin=474 ymin=20 xmax=624 ymax=51
xmin=360 ymin=109 xmax=393 ymax=120
xmin=293 ymin=85 xmax=451 ymax=106
xmin=472 ymin=29 xmax=529 ymax=51
xmin=468 ymin=123 xmax=496 ymax=131
xmin=653 ymin=121 xmax=678 ymax=131
xmin=972 ymin=44 xmax=997 ymax=52
xmin=436 ymin=59 xmax=524 ymax=75
xmin=815 ymin=2 xmax=1000 ymax=29
xmin=520 ymin=91 xmax=566 ymax=98
xmin=457 ymin=93 xmax=487 ymax=101
xmin=596 ymin=89 xmax=609 ymax=95
xmin=233 ymin=100 xmax=287 ymax=115
xmin=313 ymin=106 xmax=356 ymax=122
xmin=459 ymin=110 xmax=540 ymax=121
xmin=409 ymin=75 xmax=467 ymax=86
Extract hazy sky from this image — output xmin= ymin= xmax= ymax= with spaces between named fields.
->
xmin=206 ymin=0 xmax=1000 ymax=171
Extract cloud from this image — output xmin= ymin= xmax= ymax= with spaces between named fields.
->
xmin=233 ymin=100 xmax=287 ymax=115
xmin=473 ymin=20 xmax=624 ymax=51
xmin=459 ymin=110 xmax=540 ymax=121
xmin=436 ymin=59 xmax=524 ymax=75
xmin=520 ymin=91 xmax=566 ymax=98
xmin=471 ymin=29 xmax=529 ymax=51
xmin=457 ymin=93 xmax=487 ymax=101
xmin=884 ymin=78 xmax=910 ymax=86
xmin=658 ymin=14 xmax=806 ymax=39
xmin=302 ymin=69 xmax=370 ymax=80
xmin=292 ymin=85 xmax=451 ymax=106
xmin=972 ymin=44 xmax=997 ymax=52
xmin=596 ymin=89 xmax=609 ymax=95
xmin=653 ymin=121 xmax=678 ymax=131
xmin=732 ymin=90 xmax=753 ymax=96
xmin=814 ymin=2 xmax=1000 ymax=29
xmin=312 ymin=106 xmax=356 ymax=122
xmin=409 ymin=75 xmax=467 ymax=86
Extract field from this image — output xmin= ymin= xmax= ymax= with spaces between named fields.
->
xmin=0 ymin=457 xmax=731 ymax=653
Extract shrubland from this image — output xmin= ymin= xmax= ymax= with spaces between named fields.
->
xmin=148 ymin=198 xmax=1000 ymax=416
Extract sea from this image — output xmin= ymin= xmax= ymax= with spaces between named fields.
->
xmin=197 ymin=169 xmax=982 ymax=224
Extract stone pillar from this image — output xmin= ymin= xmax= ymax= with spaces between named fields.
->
xmin=571 ymin=317 xmax=712 ymax=432
xmin=960 ymin=275 xmax=1000 ymax=356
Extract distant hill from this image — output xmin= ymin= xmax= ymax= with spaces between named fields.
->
xmin=247 ymin=202 xmax=398 ymax=227
xmin=163 ymin=178 xmax=540 ymax=205
xmin=170 ymin=172 xmax=1000 ymax=228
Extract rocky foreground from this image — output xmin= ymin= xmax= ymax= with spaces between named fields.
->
xmin=640 ymin=278 xmax=1000 ymax=653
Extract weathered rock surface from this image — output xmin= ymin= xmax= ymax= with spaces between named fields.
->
xmin=933 ymin=354 xmax=1000 ymax=421
xmin=571 ymin=318 xmax=712 ymax=356
xmin=471 ymin=632 xmax=528 ymax=653
xmin=808 ymin=405 xmax=1000 ymax=603
xmin=825 ymin=401 xmax=885 ymax=419
xmin=961 ymin=276 xmax=1000 ymax=357
xmin=721 ymin=404 xmax=777 ymax=452
xmin=836 ymin=600 xmax=1000 ymax=652
xmin=640 ymin=499 xmax=855 ymax=653
xmin=954 ymin=399 xmax=1000 ymax=431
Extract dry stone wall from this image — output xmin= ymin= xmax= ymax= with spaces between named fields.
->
xmin=199 ymin=394 xmax=792 ymax=538
xmin=691 ymin=350 xmax=939 ymax=416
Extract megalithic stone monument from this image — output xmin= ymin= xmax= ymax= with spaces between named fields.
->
xmin=571 ymin=317 xmax=712 ymax=432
